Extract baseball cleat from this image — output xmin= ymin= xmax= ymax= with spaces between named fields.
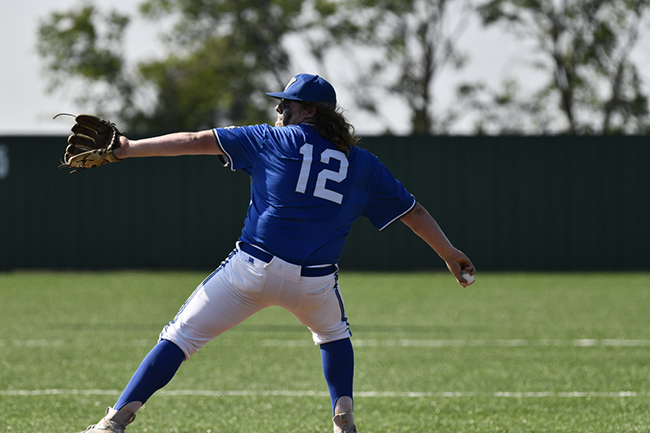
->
xmin=77 ymin=407 xmax=135 ymax=433
xmin=333 ymin=396 xmax=356 ymax=432
xmin=333 ymin=412 xmax=357 ymax=433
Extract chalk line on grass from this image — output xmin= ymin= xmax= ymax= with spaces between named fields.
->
xmin=263 ymin=339 xmax=650 ymax=348
xmin=0 ymin=389 xmax=644 ymax=398
xmin=4 ymin=339 xmax=649 ymax=348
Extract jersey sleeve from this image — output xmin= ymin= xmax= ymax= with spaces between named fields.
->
xmin=364 ymin=156 xmax=416 ymax=231
xmin=213 ymin=124 xmax=271 ymax=173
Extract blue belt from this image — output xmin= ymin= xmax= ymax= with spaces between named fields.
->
xmin=239 ymin=242 xmax=337 ymax=277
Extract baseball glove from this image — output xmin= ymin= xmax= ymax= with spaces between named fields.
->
xmin=57 ymin=114 xmax=124 ymax=173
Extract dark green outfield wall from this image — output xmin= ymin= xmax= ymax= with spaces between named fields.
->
xmin=0 ymin=135 xmax=647 ymax=271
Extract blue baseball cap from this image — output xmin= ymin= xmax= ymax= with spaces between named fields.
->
xmin=266 ymin=74 xmax=337 ymax=107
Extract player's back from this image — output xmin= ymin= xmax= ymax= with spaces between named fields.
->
xmin=215 ymin=123 xmax=414 ymax=266
xmin=241 ymin=124 xmax=368 ymax=265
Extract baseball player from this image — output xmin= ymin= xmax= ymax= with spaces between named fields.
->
xmin=74 ymin=73 xmax=475 ymax=433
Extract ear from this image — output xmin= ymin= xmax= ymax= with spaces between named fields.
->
xmin=300 ymin=105 xmax=317 ymax=119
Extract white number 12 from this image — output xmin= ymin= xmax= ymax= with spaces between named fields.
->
xmin=295 ymin=143 xmax=348 ymax=204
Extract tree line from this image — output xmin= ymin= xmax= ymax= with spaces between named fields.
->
xmin=37 ymin=0 xmax=650 ymax=136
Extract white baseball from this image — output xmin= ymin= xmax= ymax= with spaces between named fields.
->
xmin=461 ymin=270 xmax=475 ymax=284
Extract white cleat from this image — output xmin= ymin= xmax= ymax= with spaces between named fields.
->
xmin=333 ymin=412 xmax=357 ymax=433
xmin=332 ymin=396 xmax=357 ymax=433
xmin=77 ymin=407 xmax=136 ymax=433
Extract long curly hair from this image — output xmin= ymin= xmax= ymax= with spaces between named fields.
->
xmin=300 ymin=102 xmax=359 ymax=153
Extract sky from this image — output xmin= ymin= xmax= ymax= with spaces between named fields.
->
xmin=2 ymin=0 xmax=650 ymax=136
xmin=1 ymin=0 xmax=161 ymax=136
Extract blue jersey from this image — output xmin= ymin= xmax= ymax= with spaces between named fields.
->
xmin=214 ymin=123 xmax=416 ymax=265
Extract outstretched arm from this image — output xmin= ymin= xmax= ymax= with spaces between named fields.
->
xmin=400 ymin=202 xmax=476 ymax=287
xmin=113 ymin=130 xmax=223 ymax=159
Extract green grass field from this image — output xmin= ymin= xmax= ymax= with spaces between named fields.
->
xmin=0 ymin=271 xmax=649 ymax=432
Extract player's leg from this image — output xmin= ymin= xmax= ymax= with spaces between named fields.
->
xmin=76 ymin=339 xmax=185 ymax=433
xmin=284 ymin=274 xmax=357 ymax=432
xmin=160 ymin=249 xmax=270 ymax=357
xmin=322 ymin=338 xmax=356 ymax=433
xmin=76 ymin=249 xmax=267 ymax=433
xmin=113 ymin=339 xmax=185 ymax=411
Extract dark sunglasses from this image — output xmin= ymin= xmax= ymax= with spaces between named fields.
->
xmin=279 ymin=99 xmax=303 ymax=110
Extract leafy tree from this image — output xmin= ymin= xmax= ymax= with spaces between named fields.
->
xmin=468 ymin=0 xmax=650 ymax=134
xmin=133 ymin=0 xmax=308 ymax=133
xmin=37 ymin=0 xmax=308 ymax=135
xmin=36 ymin=5 xmax=135 ymax=118
xmin=37 ymin=0 xmax=476 ymax=136
xmin=307 ymin=0 xmax=472 ymax=135
xmin=457 ymin=79 xmax=560 ymax=134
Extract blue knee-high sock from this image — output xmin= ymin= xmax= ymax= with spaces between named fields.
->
xmin=320 ymin=338 xmax=354 ymax=415
xmin=114 ymin=339 xmax=185 ymax=410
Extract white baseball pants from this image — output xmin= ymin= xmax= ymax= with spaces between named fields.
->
xmin=160 ymin=243 xmax=351 ymax=359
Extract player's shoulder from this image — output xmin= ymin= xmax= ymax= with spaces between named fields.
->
xmin=348 ymin=143 xmax=381 ymax=165
xmin=216 ymin=123 xmax=273 ymax=140
xmin=270 ymin=123 xmax=306 ymax=139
